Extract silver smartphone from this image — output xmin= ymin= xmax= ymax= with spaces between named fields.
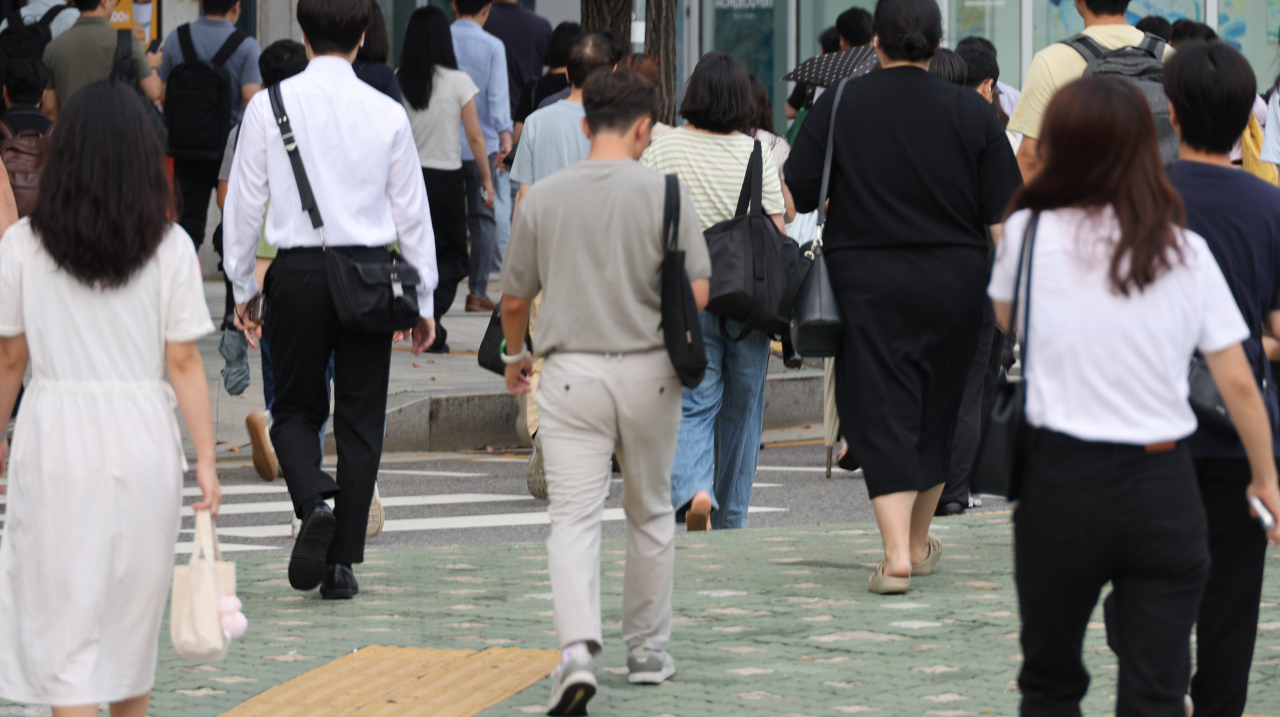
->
xmin=1249 ymin=495 xmax=1277 ymax=533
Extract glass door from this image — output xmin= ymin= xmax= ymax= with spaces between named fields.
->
xmin=702 ymin=0 xmax=791 ymax=130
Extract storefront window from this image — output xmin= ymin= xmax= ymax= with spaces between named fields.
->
xmin=702 ymin=0 xmax=790 ymax=130
xmin=951 ymin=0 xmax=1022 ymax=87
xmin=1220 ymin=0 xmax=1280 ymax=91
xmin=1032 ymin=0 xmax=1203 ymax=53
xmin=797 ymin=0 xmax=876 ymax=63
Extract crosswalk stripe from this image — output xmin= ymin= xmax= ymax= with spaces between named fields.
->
xmin=376 ymin=469 xmax=489 ymax=477
xmin=180 ymin=493 xmax=534 ymax=517
xmin=175 ymin=542 xmax=278 ymax=554
xmin=184 ymin=506 xmax=788 ymax=538
xmin=756 ymin=466 xmax=855 ymax=473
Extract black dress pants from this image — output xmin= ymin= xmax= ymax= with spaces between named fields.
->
xmin=1187 ymin=458 xmax=1267 ymax=716
xmin=1015 ymin=429 xmax=1209 ymax=717
xmin=174 ymin=158 xmax=222 ymax=250
xmin=941 ymin=298 xmax=1003 ymax=507
xmin=421 ymin=167 xmax=469 ymax=321
xmin=265 ymin=247 xmax=393 ymax=565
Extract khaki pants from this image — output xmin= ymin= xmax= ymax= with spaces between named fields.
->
xmin=522 ymin=294 xmax=543 ymax=437
xmin=539 ymin=350 xmax=681 ymax=652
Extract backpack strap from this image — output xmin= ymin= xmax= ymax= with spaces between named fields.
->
xmin=3 ymin=11 xmax=22 ymax=35
xmin=0 ymin=120 xmax=15 ymax=141
xmin=177 ymin=24 xmax=196 ymax=65
xmin=40 ymin=120 xmax=54 ymax=138
xmin=37 ymin=4 xmax=67 ymax=27
xmin=113 ymin=29 xmax=133 ymax=78
xmin=211 ymin=30 xmax=250 ymax=67
xmin=1137 ymin=32 xmax=1166 ymax=60
xmin=1060 ymin=33 xmax=1109 ymax=63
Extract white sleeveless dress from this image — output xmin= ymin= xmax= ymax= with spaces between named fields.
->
xmin=0 ymin=221 xmax=214 ymax=706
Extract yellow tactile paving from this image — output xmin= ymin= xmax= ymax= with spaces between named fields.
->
xmin=219 ymin=646 xmax=560 ymax=717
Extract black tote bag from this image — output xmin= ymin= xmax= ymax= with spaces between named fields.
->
xmin=660 ymin=175 xmax=707 ymax=387
xmin=788 ymin=77 xmax=851 ymax=357
xmin=970 ymin=213 xmax=1039 ymax=501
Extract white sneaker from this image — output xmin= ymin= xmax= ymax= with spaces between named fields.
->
xmin=1185 ymin=694 xmax=1194 ymax=717
xmin=626 ymin=648 xmax=675 ymax=685
xmin=367 ymin=485 xmax=385 ymax=538
xmin=968 ymin=495 xmax=983 ymax=508
xmin=291 ymin=515 xmax=302 ymax=540
xmin=547 ymin=653 xmax=595 ymax=716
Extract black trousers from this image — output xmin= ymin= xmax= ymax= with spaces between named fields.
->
xmin=422 ymin=167 xmax=469 ymax=321
xmin=174 ymin=158 xmax=221 ymax=250
xmin=941 ymin=298 xmax=1003 ymax=506
xmin=265 ymin=247 xmax=393 ymax=565
xmin=1187 ymin=458 xmax=1267 ymax=716
xmin=1016 ymin=429 xmax=1209 ymax=717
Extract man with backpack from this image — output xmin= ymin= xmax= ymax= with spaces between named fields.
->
xmin=40 ymin=0 xmax=159 ymax=119
xmin=1009 ymin=0 xmax=1173 ymax=181
xmin=0 ymin=0 xmax=77 ymax=84
xmin=158 ymin=0 xmax=262 ymax=251
xmin=0 ymin=58 xmax=52 ymax=219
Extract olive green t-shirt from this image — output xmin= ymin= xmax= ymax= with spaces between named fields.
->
xmin=503 ymin=159 xmax=711 ymax=357
xmin=43 ymin=17 xmax=151 ymax=105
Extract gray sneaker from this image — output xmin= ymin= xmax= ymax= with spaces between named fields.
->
xmin=527 ymin=435 xmax=548 ymax=499
xmin=547 ymin=653 xmax=595 ymax=716
xmin=627 ymin=648 xmax=675 ymax=685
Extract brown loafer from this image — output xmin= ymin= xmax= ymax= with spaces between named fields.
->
xmin=245 ymin=411 xmax=276 ymax=482
xmin=869 ymin=560 xmax=911 ymax=594
xmin=685 ymin=491 xmax=712 ymax=531
xmin=911 ymin=535 xmax=943 ymax=576
xmin=465 ymin=293 xmax=496 ymax=312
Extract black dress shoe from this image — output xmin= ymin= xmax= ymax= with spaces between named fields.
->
xmin=321 ymin=563 xmax=359 ymax=600
xmin=935 ymin=501 xmax=966 ymax=517
xmin=289 ymin=502 xmax=336 ymax=591
xmin=426 ymin=324 xmax=449 ymax=354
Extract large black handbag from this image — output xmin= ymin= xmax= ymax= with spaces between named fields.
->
xmin=787 ymin=77 xmax=851 ymax=357
xmin=268 ymin=85 xmax=421 ymax=333
xmin=704 ymin=140 xmax=800 ymax=340
xmin=970 ymin=213 xmax=1040 ymax=501
xmin=660 ymin=175 xmax=707 ymax=388
xmin=1188 ymin=354 xmax=1236 ymax=435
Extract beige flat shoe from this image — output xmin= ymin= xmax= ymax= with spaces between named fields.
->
xmin=686 ymin=491 xmax=712 ymax=531
xmin=912 ymin=535 xmax=943 ymax=576
xmin=869 ymin=560 xmax=911 ymax=594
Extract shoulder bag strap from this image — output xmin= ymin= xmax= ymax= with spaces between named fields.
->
xmin=268 ymin=84 xmax=326 ymax=234
xmin=1006 ymin=212 xmax=1039 ymax=373
xmin=177 ymin=24 xmax=197 ymax=65
xmin=734 ymin=140 xmax=765 ymax=217
xmin=211 ymin=30 xmax=250 ymax=67
xmin=815 ymin=77 xmax=851 ymax=232
xmin=663 ymin=174 xmax=680 ymax=253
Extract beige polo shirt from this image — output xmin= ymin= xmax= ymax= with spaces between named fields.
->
xmin=1009 ymin=24 xmax=1173 ymax=140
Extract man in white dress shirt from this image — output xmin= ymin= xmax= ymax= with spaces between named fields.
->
xmin=223 ymin=0 xmax=438 ymax=600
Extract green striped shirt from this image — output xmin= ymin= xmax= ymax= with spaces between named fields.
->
xmin=640 ymin=127 xmax=786 ymax=231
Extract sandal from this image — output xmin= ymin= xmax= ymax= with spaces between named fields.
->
xmin=911 ymin=535 xmax=943 ymax=576
xmin=685 ymin=491 xmax=712 ymax=532
xmin=868 ymin=559 xmax=911 ymax=594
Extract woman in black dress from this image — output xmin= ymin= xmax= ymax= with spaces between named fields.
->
xmin=785 ymin=0 xmax=1021 ymax=594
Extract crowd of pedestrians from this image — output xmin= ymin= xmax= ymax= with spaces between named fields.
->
xmin=0 ymin=0 xmax=1279 ymax=715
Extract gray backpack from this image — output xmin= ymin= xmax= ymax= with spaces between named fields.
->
xmin=1059 ymin=33 xmax=1178 ymax=165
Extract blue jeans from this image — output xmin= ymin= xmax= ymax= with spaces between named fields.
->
xmin=492 ymin=167 xmax=513 ymax=274
xmin=669 ymin=310 xmax=771 ymax=529
xmin=462 ymin=155 xmax=497 ymax=296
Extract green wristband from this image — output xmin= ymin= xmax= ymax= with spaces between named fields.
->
xmin=499 ymin=338 xmax=507 ymax=355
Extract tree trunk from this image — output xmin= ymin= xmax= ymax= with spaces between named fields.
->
xmin=581 ymin=0 xmax=632 ymax=42
xmin=645 ymin=0 xmax=678 ymax=125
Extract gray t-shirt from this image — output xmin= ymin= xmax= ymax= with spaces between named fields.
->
xmin=510 ymin=100 xmax=588 ymax=186
xmin=503 ymin=159 xmax=711 ymax=357
xmin=159 ymin=17 xmax=262 ymax=122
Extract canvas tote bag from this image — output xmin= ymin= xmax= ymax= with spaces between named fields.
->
xmin=171 ymin=509 xmax=236 ymax=663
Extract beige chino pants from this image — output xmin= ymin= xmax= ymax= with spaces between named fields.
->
xmin=538 ymin=349 xmax=681 ymax=654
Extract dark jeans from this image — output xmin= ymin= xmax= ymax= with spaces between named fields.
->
xmin=422 ymin=167 xmax=469 ymax=320
xmin=174 ymin=158 xmax=221 ymax=250
xmin=941 ymin=298 xmax=1003 ymax=506
xmin=1016 ymin=429 xmax=1209 ymax=717
xmin=265 ymin=247 xmax=393 ymax=565
xmin=1187 ymin=458 xmax=1267 ymax=716
xmin=461 ymin=154 xmax=497 ymax=296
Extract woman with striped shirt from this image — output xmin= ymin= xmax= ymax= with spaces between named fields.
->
xmin=641 ymin=53 xmax=786 ymax=531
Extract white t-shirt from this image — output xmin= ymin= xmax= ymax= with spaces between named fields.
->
xmin=754 ymin=129 xmax=791 ymax=181
xmin=403 ymin=67 xmax=479 ymax=170
xmin=989 ymin=207 xmax=1249 ymax=445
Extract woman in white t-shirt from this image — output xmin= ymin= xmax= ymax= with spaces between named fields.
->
xmin=990 ymin=76 xmax=1280 ymax=716
xmin=398 ymin=6 xmax=494 ymax=353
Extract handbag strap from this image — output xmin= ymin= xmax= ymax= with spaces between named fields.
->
xmin=815 ymin=78 xmax=851 ymax=234
xmin=268 ymin=84 xmax=327 ymax=241
xmin=1006 ymin=212 xmax=1040 ymax=373
xmin=663 ymin=174 xmax=680 ymax=252
xmin=733 ymin=140 xmax=765 ymax=218
xmin=192 ymin=509 xmax=224 ymax=563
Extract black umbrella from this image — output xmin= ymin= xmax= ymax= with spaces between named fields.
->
xmin=783 ymin=45 xmax=879 ymax=87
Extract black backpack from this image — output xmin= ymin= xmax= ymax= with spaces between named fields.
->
xmin=163 ymin=24 xmax=248 ymax=161
xmin=110 ymin=29 xmax=167 ymax=147
xmin=0 ymin=5 xmax=67 ymax=79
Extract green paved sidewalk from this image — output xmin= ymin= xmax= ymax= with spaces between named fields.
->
xmin=12 ymin=516 xmax=1280 ymax=716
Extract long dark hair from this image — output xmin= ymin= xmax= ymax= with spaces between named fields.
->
xmin=398 ymin=6 xmax=457 ymax=111
xmin=1009 ymin=76 xmax=1184 ymax=295
xmin=356 ymin=1 xmax=390 ymax=64
xmin=31 ymin=81 xmax=173 ymax=289
xmin=745 ymin=75 xmax=774 ymax=135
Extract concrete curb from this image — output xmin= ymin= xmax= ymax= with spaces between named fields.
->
xmin=373 ymin=372 xmax=824 ymax=453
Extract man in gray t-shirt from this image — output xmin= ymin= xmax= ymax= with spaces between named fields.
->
xmin=499 ymin=69 xmax=709 ymax=715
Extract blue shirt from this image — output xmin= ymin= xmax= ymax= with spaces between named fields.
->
xmin=451 ymin=19 xmax=512 ymax=160
xmin=1171 ymin=161 xmax=1280 ymax=458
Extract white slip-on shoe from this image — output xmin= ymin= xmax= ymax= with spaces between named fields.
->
xmin=527 ymin=435 xmax=547 ymax=499
xmin=367 ymin=485 xmax=385 ymax=538
xmin=246 ymin=410 xmax=277 ymax=481
xmin=547 ymin=653 xmax=595 ymax=716
xmin=627 ymin=648 xmax=675 ymax=685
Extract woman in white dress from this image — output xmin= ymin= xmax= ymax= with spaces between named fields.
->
xmin=0 ymin=81 xmax=221 ymax=717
